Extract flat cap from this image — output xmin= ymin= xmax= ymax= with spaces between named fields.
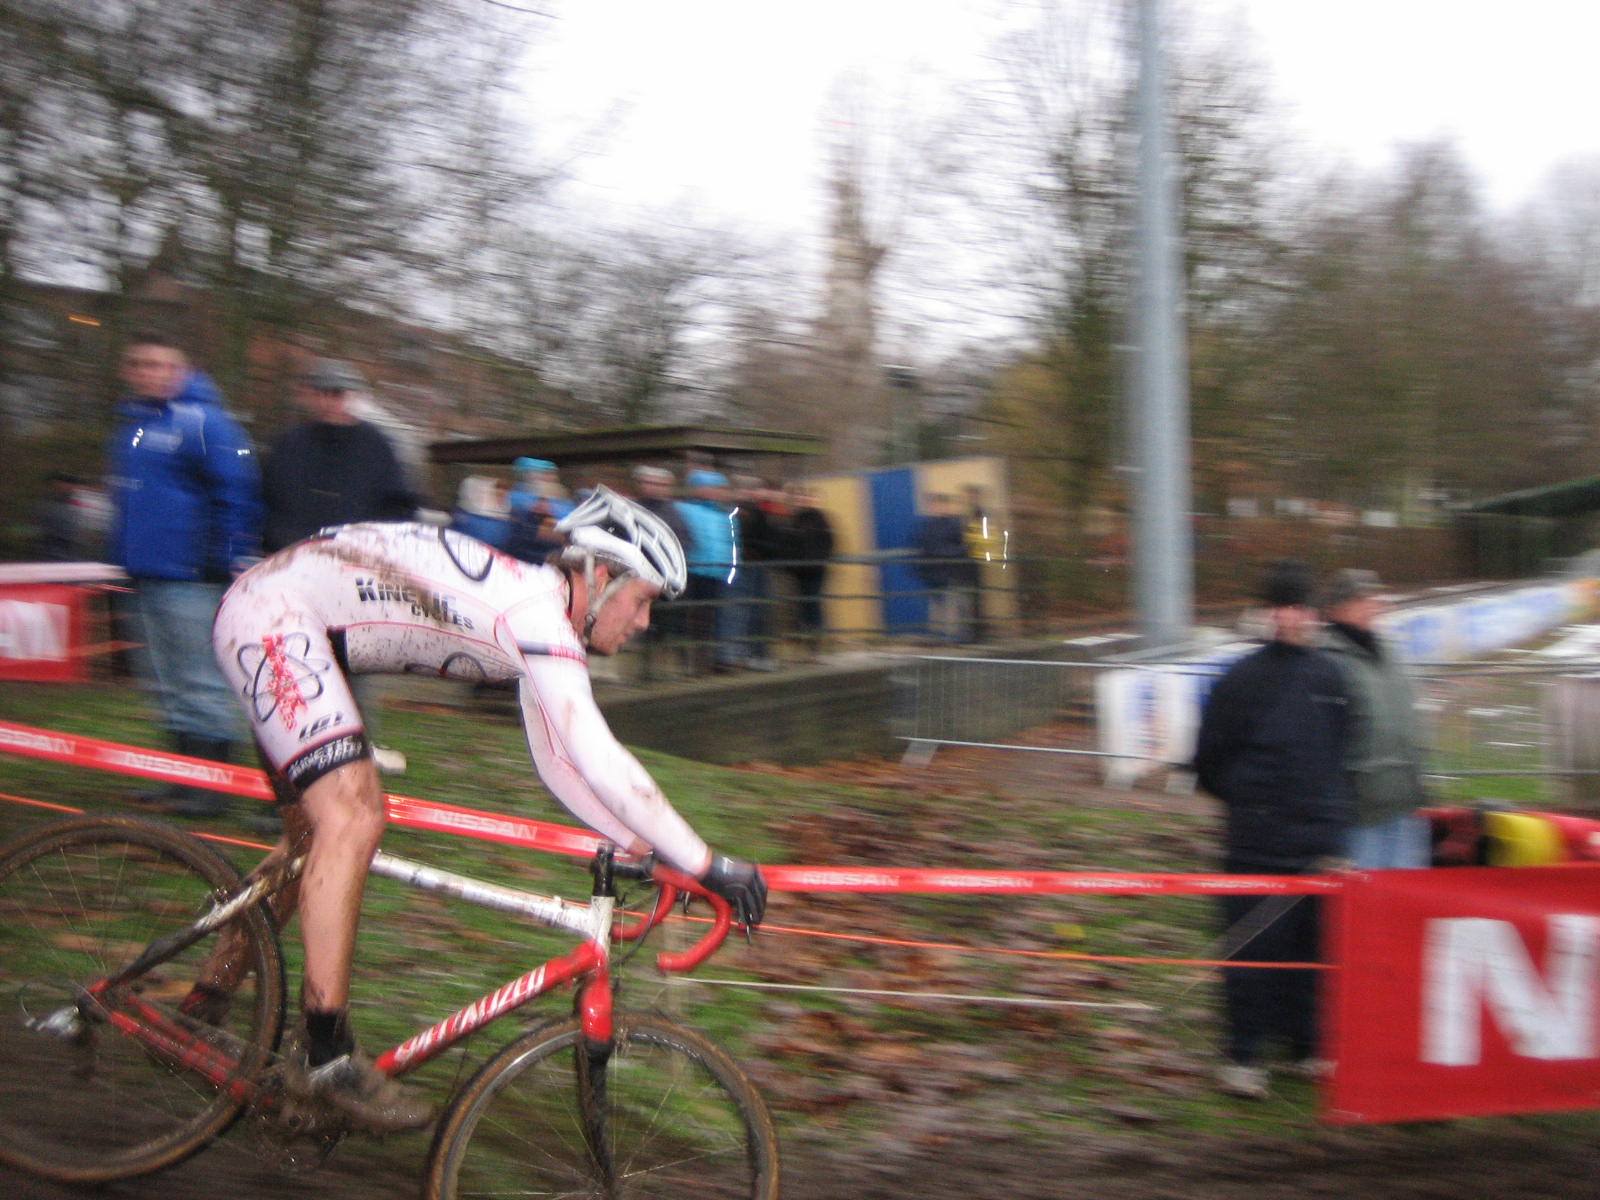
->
xmin=302 ymin=359 xmax=367 ymax=391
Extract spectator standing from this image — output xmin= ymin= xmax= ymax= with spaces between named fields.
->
xmin=963 ymin=484 xmax=1004 ymax=641
xmin=913 ymin=492 xmax=975 ymax=643
xmin=508 ymin=457 xmax=572 ymax=519
xmin=261 ymin=358 xmax=418 ymax=778
xmin=632 ymin=465 xmax=691 ymax=545
xmin=675 ymin=469 xmax=739 ymax=673
xmin=728 ymin=475 xmax=780 ymax=669
xmin=632 ymin=465 xmax=692 ymax=673
xmin=505 ymin=457 xmax=572 ymax=565
xmin=1191 ymin=560 xmax=1354 ymax=1099
xmin=780 ymin=481 xmax=835 ymax=658
xmin=1319 ymin=569 xmax=1431 ymax=868
xmin=261 ymin=360 xmax=418 ymax=552
xmin=32 ymin=472 xmax=85 ymax=561
xmin=450 ymin=475 xmax=512 ymax=550
xmin=108 ymin=332 xmax=261 ymax=817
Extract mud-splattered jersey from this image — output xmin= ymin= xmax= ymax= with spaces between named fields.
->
xmin=212 ymin=522 xmax=709 ymax=873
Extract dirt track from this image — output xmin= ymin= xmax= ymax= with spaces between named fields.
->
xmin=4 ymin=1107 xmax=1598 ymax=1200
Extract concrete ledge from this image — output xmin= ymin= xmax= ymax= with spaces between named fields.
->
xmin=599 ymin=661 xmax=902 ymax=765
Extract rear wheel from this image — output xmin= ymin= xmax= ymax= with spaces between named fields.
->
xmin=426 ymin=1013 xmax=779 ymax=1199
xmin=0 ymin=815 xmax=286 ymax=1183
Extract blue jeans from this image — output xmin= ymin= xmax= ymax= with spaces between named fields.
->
xmin=1347 ymin=813 xmax=1431 ymax=869
xmin=723 ymin=564 xmax=770 ymax=664
xmin=131 ymin=579 xmax=242 ymax=742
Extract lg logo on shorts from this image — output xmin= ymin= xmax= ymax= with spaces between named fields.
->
xmin=298 ymin=712 xmax=346 ymax=742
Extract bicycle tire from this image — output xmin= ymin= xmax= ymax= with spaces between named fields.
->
xmin=0 ymin=814 xmax=286 ymax=1183
xmin=425 ymin=1013 xmax=780 ymax=1200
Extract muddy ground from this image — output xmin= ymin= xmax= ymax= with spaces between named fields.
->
xmin=3 ymin=739 xmax=1598 ymax=1199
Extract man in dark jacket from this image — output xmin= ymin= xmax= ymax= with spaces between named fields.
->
xmin=913 ymin=492 xmax=976 ymax=643
xmin=261 ymin=358 xmax=418 ymax=778
xmin=261 ymin=360 xmax=417 ymax=552
xmin=632 ymin=465 xmax=692 ymax=671
xmin=1193 ymin=559 xmax=1353 ymax=1099
xmin=108 ymin=331 xmax=262 ymax=817
xmin=780 ymin=480 xmax=834 ymax=657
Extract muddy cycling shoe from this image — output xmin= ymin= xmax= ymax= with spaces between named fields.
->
xmin=281 ymin=1052 xmax=435 ymax=1135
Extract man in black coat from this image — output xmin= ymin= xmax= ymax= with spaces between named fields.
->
xmin=261 ymin=360 xmax=417 ymax=552
xmin=1192 ymin=559 xmax=1353 ymax=1099
xmin=260 ymin=359 xmax=418 ymax=776
xmin=912 ymin=492 xmax=976 ymax=643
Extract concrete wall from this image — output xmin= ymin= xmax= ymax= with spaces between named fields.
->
xmin=599 ymin=661 xmax=902 ymax=766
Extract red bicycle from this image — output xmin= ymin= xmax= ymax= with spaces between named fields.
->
xmin=0 ymin=813 xmax=779 ymax=1198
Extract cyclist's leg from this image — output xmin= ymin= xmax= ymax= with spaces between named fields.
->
xmin=210 ymin=584 xmax=431 ymax=1132
xmin=210 ymin=596 xmax=366 ymax=1039
xmin=285 ymin=758 xmax=433 ymax=1132
xmin=296 ymin=756 xmax=385 ymax=1019
xmin=182 ymin=760 xmax=307 ymax=1021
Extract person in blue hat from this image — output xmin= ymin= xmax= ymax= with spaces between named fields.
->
xmin=508 ymin=457 xmax=571 ymax=519
xmin=506 ymin=457 xmax=574 ymax=564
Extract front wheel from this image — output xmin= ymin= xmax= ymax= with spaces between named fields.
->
xmin=426 ymin=1013 xmax=779 ymax=1200
xmin=0 ymin=815 xmax=286 ymax=1183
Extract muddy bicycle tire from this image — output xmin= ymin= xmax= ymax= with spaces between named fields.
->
xmin=425 ymin=1013 xmax=780 ymax=1200
xmin=0 ymin=815 xmax=286 ymax=1183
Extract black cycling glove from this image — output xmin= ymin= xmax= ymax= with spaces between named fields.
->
xmin=699 ymin=854 xmax=768 ymax=930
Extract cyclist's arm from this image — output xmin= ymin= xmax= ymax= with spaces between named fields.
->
xmin=516 ymin=653 xmax=711 ymax=876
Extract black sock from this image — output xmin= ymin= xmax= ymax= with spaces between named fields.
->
xmin=304 ymin=1008 xmax=354 ymax=1067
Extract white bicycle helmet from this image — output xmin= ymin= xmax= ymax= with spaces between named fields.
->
xmin=555 ymin=484 xmax=688 ymax=600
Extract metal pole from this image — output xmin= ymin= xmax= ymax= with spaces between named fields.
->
xmin=1130 ymin=0 xmax=1194 ymax=652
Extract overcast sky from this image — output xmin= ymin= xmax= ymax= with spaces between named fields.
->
xmin=519 ymin=0 xmax=1600 ymax=229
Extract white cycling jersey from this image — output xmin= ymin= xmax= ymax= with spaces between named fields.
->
xmin=211 ymin=521 xmax=709 ymax=874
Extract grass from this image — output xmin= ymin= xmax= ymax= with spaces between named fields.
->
xmin=2 ymin=673 xmax=1597 ymax=1172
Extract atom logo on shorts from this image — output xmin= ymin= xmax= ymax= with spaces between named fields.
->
xmin=237 ymin=632 xmax=329 ymax=729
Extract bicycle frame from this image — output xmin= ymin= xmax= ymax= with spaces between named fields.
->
xmin=368 ymin=848 xmax=619 ymax=1077
xmin=50 ymin=840 xmax=732 ymax=1099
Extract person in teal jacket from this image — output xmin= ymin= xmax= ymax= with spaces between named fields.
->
xmin=674 ymin=469 xmax=740 ymax=672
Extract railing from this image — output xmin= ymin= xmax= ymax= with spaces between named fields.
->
xmin=630 ymin=552 xmax=1027 ymax=681
xmin=888 ymin=646 xmax=1600 ymax=808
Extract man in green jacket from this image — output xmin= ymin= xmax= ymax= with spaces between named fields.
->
xmin=1319 ymin=569 xmax=1431 ymax=868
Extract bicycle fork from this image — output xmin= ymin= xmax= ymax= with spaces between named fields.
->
xmin=578 ymin=849 xmax=621 ymax=1191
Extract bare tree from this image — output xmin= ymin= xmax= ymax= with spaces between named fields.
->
xmin=0 ymin=0 xmax=556 ymax=421
xmin=1257 ymin=141 xmax=1587 ymax=508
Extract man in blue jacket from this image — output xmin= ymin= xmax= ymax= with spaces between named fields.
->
xmin=108 ymin=331 xmax=262 ymax=817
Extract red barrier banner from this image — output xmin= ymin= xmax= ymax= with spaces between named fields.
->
xmin=0 ymin=584 xmax=88 ymax=682
xmin=0 ymin=720 xmax=600 ymax=857
xmin=0 ymin=719 xmax=1347 ymax=897
xmin=763 ymin=865 xmax=1339 ymax=897
xmin=1327 ymin=865 xmax=1600 ymax=1124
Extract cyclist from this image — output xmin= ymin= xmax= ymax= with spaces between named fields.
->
xmin=186 ymin=486 xmax=769 ymax=1133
